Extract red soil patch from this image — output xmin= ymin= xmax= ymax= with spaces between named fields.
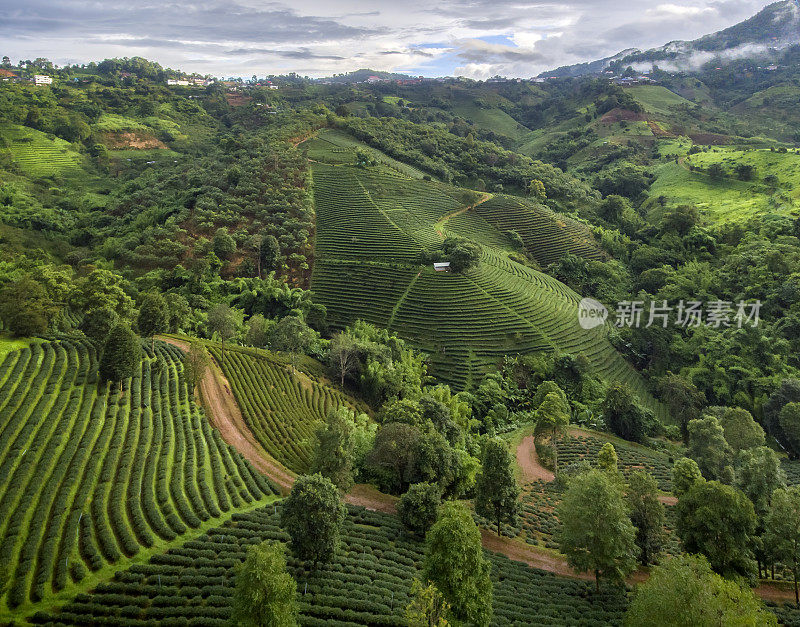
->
xmin=225 ymin=93 xmax=252 ymax=107
xmin=647 ymin=120 xmax=672 ymax=138
xmin=689 ymin=132 xmax=730 ymax=145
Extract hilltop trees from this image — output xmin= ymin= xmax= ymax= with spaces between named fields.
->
xmin=397 ymin=482 xmax=441 ymax=537
xmin=475 ymin=438 xmax=520 ymax=536
xmin=556 ymin=469 xmax=637 ymax=591
xmin=281 ymin=474 xmax=346 ymax=568
xmin=311 ymin=407 xmax=356 ymax=491
xmin=79 ymin=307 xmax=118 ymax=346
xmin=232 ymin=541 xmax=298 ymax=627
xmin=626 ymin=470 xmax=666 ymax=565
xmin=0 ymin=275 xmax=58 ymax=336
xmin=207 ymin=303 xmax=237 ymax=366
xmin=687 ymin=416 xmax=732 ymax=481
xmin=137 ymin=291 xmax=169 ymax=351
xmin=424 ymin=502 xmax=493 ymax=626
xmin=271 ymin=315 xmax=316 ymax=371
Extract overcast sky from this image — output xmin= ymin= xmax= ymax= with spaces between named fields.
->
xmin=0 ymin=0 xmax=776 ymax=79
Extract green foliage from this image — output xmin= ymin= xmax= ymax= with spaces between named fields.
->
xmin=598 ymin=442 xmax=619 ymax=474
xmin=79 ymin=307 xmax=118 ymax=346
xmin=397 ymin=482 xmax=441 ymax=537
xmin=556 ymin=469 xmax=637 ymax=590
xmin=734 ymin=446 xmax=785 ymax=520
xmin=232 ymin=541 xmax=298 ymax=627
xmin=405 ymin=579 xmax=450 ymax=627
xmin=764 ymin=486 xmax=800 ymax=604
xmin=672 ymin=457 xmax=704 ymax=497
xmin=206 ymin=303 xmax=237 ymax=364
xmin=136 ymin=291 xmax=168 ymax=347
xmin=99 ymin=323 xmax=141 ymax=382
xmin=626 ymin=470 xmax=666 ymax=565
xmin=603 ymin=384 xmax=653 ymax=443
xmin=423 ymin=502 xmax=493 ymax=626
xmin=719 ymin=407 xmax=764 ymax=452
xmin=780 ymin=402 xmax=800 ymax=458
xmin=625 ymin=554 xmax=776 ymax=627
xmin=312 ymin=407 xmax=356 ymax=491
xmin=280 ymin=474 xmax=346 ymax=567
xmin=676 ymin=480 xmax=756 ymax=580
xmin=534 ymin=392 xmax=570 ymax=473
xmin=182 ymin=340 xmax=210 ymax=394
xmin=687 ymin=416 xmax=732 ymax=481
xmin=0 ymin=275 xmax=58 ymax=337
xmin=271 ymin=315 xmax=316 ymax=370
xmin=475 ymin=439 xmax=521 ymax=536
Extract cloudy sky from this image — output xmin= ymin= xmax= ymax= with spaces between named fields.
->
xmin=0 ymin=0 xmax=776 ymax=78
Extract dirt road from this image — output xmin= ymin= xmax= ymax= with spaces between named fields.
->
xmin=516 ymin=435 xmax=555 ymax=483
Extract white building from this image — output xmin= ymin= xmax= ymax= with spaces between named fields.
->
xmin=166 ymin=79 xmax=190 ymax=86
xmin=34 ymin=75 xmax=52 ymax=85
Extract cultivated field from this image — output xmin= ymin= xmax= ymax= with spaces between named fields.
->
xmin=0 ymin=123 xmax=85 ymax=178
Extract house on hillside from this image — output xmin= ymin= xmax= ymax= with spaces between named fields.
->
xmin=0 ymin=69 xmax=17 ymax=81
xmin=34 ymin=75 xmax=52 ymax=85
xmin=433 ymin=262 xmax=451 ymax=272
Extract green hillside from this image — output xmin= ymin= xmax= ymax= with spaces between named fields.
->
xmin=33 ymin=504 xmax=628 ymax=626
xmin=208 ymin=344 xmax=366 ymax=474
xmin=309 ymin=158 xmax=662 ymax=417
xmin=0 ymin=122 xmax=87 ymax=178
xmin=0 ymin=339 xmax=276 ymax=617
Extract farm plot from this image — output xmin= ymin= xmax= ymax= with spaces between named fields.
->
xmin=208 ymin=345 xmax=363 ymax=474
xmin=475 ymin=195 xmax=603 ymax=267
xmin=33 ymin=504 xmax=628 ymax=627
xmin=0 ymin=339 xmax=275 ymax=615
xmin=0 ymin=122 xmax=86 ymax=178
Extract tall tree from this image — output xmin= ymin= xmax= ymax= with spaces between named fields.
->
xmin=271 ymin=315 xmax=315 ymax=371
xmin=657 ymin=373 xmax=705 ymax=441
xmin=405 ymin=579 xmax=450 ymax=627
xmin=687 ymin=416 xmax=732 ymax=481
xmin=779 ymin=402 xmax=800 ymax=457
xmin=182 ymin=341 xmax=210 ymax=395
xmin=207 ymin=303 xmax=237 ymax=366
xmin=598 ymin=442 xmax=619 ymax=474
xmin=671 ymin=457 xmax=703 ymax=497
xmin=626 ymin=470 xmax=666 ymax=565
xmin=328 ymin=332 xmax=360 ymax=388
xmin=625 ymin=555 xmax=776 ymax=627
xmin=137 ymin=291 xmax=169 ymax=352
xmin=556 ymin=469 xmax=638 ymax=591
xmin=676 ymin=480 xmax=756 ymax=579
xmin=397 ymin=482 xmax=441 ymax=537
xmin=764 ymin=486 xmax=800 ymax=604
xmin=423 ymin=502 xmax=492 ymax=626
xmin=79 ymin=307 xmax=118 ymax=346
xmin=311 ymin=407 xmax=356 ymax=491
xmin=475 ymin=438 xmax=520 ymax=536
xmin=99 ymin=324 xmax=141 ymax=383
xmin=534 ymin=392 xmax=570 ymax=475
xmin=280 ymin=473 xmax=346 ymax=568
xmin=0 ymin=275 xmax=58 ymax=337
xmin=719 ymin=407 xmax=765 ymax=452
xmin=232 ymin=541 xmax=298 ymax=627
xmin=603 ymin=383 xmax=652 ymax=443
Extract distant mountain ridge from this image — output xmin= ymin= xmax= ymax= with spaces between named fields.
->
xmin=541 ymin=0 xmax=800 ymax=77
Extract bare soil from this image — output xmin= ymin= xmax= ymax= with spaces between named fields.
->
xmin=516 ymin=435 xmax=555 ymax=483
xmin=100 ymin=131 xmax=167 ymax=149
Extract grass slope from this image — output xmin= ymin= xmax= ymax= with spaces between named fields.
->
xmin=0 ymin=122 xmax=86 ymax=178
xmin=33 ymin=504 xmax=628 ymax=626
xmin=0 ymin=339 xmax=276 ymax=618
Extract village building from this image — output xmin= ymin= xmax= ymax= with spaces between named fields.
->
xmin=34 ymin=75 xmax=52 ymax=85
xmin=433 ymin=262 xmax=451 ymax=272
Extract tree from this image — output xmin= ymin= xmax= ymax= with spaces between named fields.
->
xmin=657 ymin=374 xmax=705 ymax=441
xmin=441 ymin=237 xmax=481 ymax=273
xmin=735 ymin=163 xmax=756 ymax=181
xmin=625 ymin=555 xmax=776 ymax=627
xmin=763 ymin=379 xmax=800 ymax=444
xmin=280 ymin=474 xmax=346 ymax=568
xmin=676 ymin=480 xmax=756 ymax=579
xmin=603 ymin=384 xmax=652 ymax=443
xmin=720 ymin=407 xmax=765 ymax=452
xmin=163 ymin=293 xmax=189 ymax=333
xmin=183 ymin=341 xmax=210 ymax=395
xmin=0 ymin=275 xmax=58 ymax=337
xmin=405 ymin=579 xmax=450 ymax=627
xmin=212 ymin=227 xmax=236 ymax=259
xmin=328 ymin=332 xmax=359 ymax=388
xmin=687 ymin=416 xmax=732 ymax=481
xmin=556 ymin=469 xmax=637 ymax=591
xmin=423 ymin=502 xmax=492 ymax=626
xmin=79 ymin=307 xmax=118 ymax=346
xmin=528 ymin=179 xmax=546 ymax=200
xmin=231 ymin=541 xmax=298 ymax=627
xmin=671 ymin=457 xmax=703 ymax=497
xmin=137 ymin=292 xmax=169 ymax=352
xmin=779 ymin=402 xmax=800 ymax=457
xmin=475 ymin=439 xmax=520 ymax=536
xmin=367 ymin=422 xmax=421 ymax=494
xmin=397 ymin=482 xmax=441 ymax=537
xmin=260 ymin=234 xmax=281 ymax=276
xmin=207 ymin=303 xmax=236 ymax=366
xmin=534 ymin=392 xmax=570 ymax=475
xmin=271 ymin=316 xmax=315 ymax=371
xmin=626 ymin=470 xmax=666 ymax=565
xmin=311 ymin=408 xmax=356 ymax=491
xmin=735 ymin=446 xmax=785 ymax=520
xmin=764 ymin=486 xmax=800 ymax=604
xmin=245 ymin=314 xmax=271 ymax=348
xmin=99 ymin=324 xmax=141 ymax=383
xmin=707 ymin=163 xmax=725 ymax=181
xmin=598 ymin=442 xmax=619 ymax=474
xmin=70 ymin=269 xmax=134 ymax=318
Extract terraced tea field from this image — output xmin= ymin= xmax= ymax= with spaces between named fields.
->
xmin=208 ymin=345 xmax=365 ymax=474
xmin=0 ymin=339 xmax=276 ymax=615
xmin=34 ymin=504 xmax=628 ymax=626
xmin=0 ymin=123 xmax=86 ymax=178
xmin=475 ymin=195 xmax=604 ymax=267
xmin=310 ymin=158 xmax=664 ymax=418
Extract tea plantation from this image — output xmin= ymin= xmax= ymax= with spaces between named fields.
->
xmin=208 ymin=344 xmax=364 ymax=474
xmin=32 ymin=504 xmax=629 ymax=627
xmin=0 ymin=339 xmax=276 ymax=615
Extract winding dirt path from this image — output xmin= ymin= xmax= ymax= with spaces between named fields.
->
xmin=162 ymin=337 xmax=795 ymax=600
xmin=161 ymin=337 xmax=396 ymax=513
